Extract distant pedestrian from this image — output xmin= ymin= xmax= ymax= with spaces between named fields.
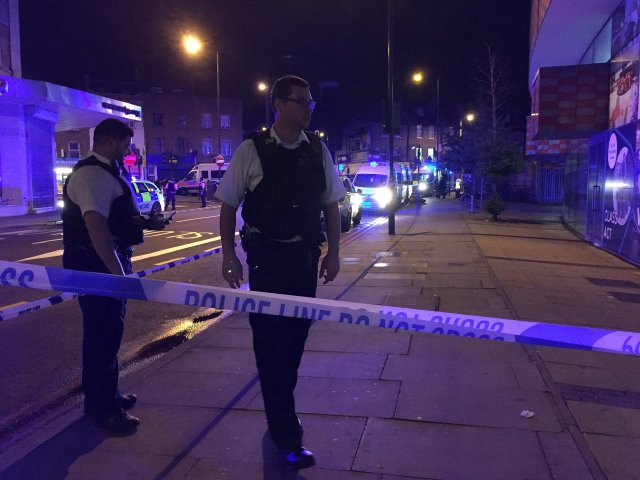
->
xmin=164 ymin=178 xmax=177 ymax=210
xmin=438 ymin=173 xmax=449 ymax=199
xmin=199 ymin=178 xmax=207 ymax=207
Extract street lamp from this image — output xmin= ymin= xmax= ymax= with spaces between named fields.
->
xmin=257 ymin=81 xmax=270 ymax=129
xmin=182 ymin=33 xmax=221 ymax=158
xmin=459 ymin=112 xmax=476 ymax=138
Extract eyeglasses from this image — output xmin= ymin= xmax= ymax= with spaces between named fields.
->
xmin=285 ymin=97 xmax=316 ymax=110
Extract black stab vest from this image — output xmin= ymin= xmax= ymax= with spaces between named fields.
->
xmin=242 ymin=131 xmax=326 ymax=241
xmin=62 ymin=156 xmax=144 ymax=249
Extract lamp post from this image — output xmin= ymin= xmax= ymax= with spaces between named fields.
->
xmin=387 ymin=0 xmax=395 ymax=235
xmin=258 ymin=82 xmax=270 ymax=129
xmin=182 ymin=33 xmax=221 ymax=158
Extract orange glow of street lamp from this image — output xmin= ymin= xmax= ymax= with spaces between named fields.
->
xmin=411 ymin=71 xmax=424 ymax=84
xmin=182 ymin=34 xmax=203 ymax=56
xmin=257 ymin=82 xmax=268 ymax=92
xmin=465 ymin=112 xmax=476 ymax=123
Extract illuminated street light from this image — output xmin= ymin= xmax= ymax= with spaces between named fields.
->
xmin=257 ymin=81 xmax=270 ymax=128
xmin=411 ymin=71 xmax=424 ymax=84
xmin=182 ymin=33 xmax=221 ymax=158
xmin=459 ymin=111 xmax=476 ymax=138
xmin=182 ymin=34 xmax=202 ymax=56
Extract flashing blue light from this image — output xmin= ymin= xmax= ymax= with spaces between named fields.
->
xmin=338 ymin=164 xmax=345 ymax=172
xmin=370 ymin=161 xmax=378 ymax=167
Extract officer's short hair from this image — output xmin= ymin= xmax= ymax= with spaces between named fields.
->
xmin=271 ymin=75 xmax=309 ymax=111
xmin=94 ymin=119 xmax=134 ymax=145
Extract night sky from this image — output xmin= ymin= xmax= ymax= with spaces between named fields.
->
xmin=19 ymin=0 xmax=531 ymax=136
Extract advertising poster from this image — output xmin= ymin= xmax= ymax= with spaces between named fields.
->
xmin=610 ymin=60 xmax=639 ymax=128
xmin=603 ymin=124 xmax=639 ymax=264
xmin=612 ymin=0 xmax=640 ymax=58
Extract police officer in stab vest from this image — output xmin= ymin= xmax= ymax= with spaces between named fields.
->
xmin=216 ymin=75 xmax=346 ymax=469
xmin=62 ymin=118 xmax=170 ymax=435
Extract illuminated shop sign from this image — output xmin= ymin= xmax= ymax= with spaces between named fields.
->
xmin=101 ymin=102 xmax=141 ymax=118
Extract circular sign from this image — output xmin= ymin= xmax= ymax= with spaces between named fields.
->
xmin=215 ymin=154 xmax=225 ymax=166
xmin=123 ymin=152 xmax=137 ymax=166
xmin=608 ymin=133 xmax=618 ymax=170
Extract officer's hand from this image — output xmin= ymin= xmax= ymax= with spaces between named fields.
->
xmin=319 ymin=252 xmax=340 ymax=284
xmin=222 ymin=255 xmax=244 ymax=289
xmin=144 ymin=214 xmax=166 ymax=231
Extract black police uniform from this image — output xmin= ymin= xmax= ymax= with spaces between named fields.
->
xmin=241 ymin=131 xmax=326 ymax=450
xmin=62 ymin=156 xmax=143 ymax=418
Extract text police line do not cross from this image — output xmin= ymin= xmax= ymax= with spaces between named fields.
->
xmin=1 ymin=260 xmax=640 ymax=357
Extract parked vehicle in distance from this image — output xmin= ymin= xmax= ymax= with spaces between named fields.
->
xmin=132 ymin=180 xmax=165 ymax=215
xmin=177 ymin=163 xmax=227 ymax=195
xmin=338 ymin=176 xmax=363 ymax=232
xmin=353 ymin=161 xmax=412 ymax=210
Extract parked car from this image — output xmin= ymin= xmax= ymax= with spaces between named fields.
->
xmin=132 ymin=180 xmax=165 ymax=215
xmin=338 ymin=176 xmax=363 ymax=232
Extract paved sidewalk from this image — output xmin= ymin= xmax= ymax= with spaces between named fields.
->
xmin=1 ymin=198 xmax=640 ymax=479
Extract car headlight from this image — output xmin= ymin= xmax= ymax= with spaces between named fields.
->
xmin=418 ymin=182 xmax=427 ymax=192
xmin=373 ymin=187 xmax=393 ymax=207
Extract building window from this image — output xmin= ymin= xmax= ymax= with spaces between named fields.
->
xmin=202 ymin=138 xmax=213 ymax=156
xmin=201 ymin=113 xmax=212 ymax=129
xmin=176 ymin=114 xmax=187 ymax=128
xmin=68 ymin=141 xmax=80 ymax=158
xmin=416 ymin=125 xmax=423 ymax=139
xmin=428 ymin=126 xmax=435 ymax=140
xmin=221 ymin=140 xmax=231 ymax=156
xmin=176 ymin=137 xmax=186 ymax=154
xmin=220 ymin=114 xmax=230 ymax=129
xmin=153 ymin=137 xmax=164 ymax=153
xmin=152 ymin=112 xmax=164 ymax=127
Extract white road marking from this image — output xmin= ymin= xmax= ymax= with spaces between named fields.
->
xmin=18 ymin=250 xmax=64 ymax=261
xmin=33 ymin=238 xmax=62 ymax=244
xmin=176 ymin=215 xmax=220 ymax=223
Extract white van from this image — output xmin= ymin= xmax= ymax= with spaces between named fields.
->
xmin=176 ymin=163 xmax=227 ymax=195
xmin=353 ymin=161 xmax=412 ymax=210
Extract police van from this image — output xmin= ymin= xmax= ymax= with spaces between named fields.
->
xmin=132 ymin=180 xmax=165 ymax=215
xmin=353 ymin=161 xmax=412 ymax=210
xmin=177 ymin=163 xmax=227 ymax=195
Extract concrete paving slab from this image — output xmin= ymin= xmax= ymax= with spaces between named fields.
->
xmin=299 ymin=351 xmax=387 ymax=379
xmin=536 ymin=346 xmax=607 ymax=368
xmin=546 ymin=363 xmax=626 ymax=390
xmin=511 ymin=361 xmax=549 ymax=391
xmin=363 ymin=273 xmax=427 ymax=281
xmin=395 ymin=381 xmax=561 ymax=431
xmin=162 ymin=348 xmax=258 ymax=375
xmin=597 ymin=353 xmax=640 ymax=392
xmin=382 ymin=354 xmax=521 ymax=389
xmin=189 ymin=410 xmax=366 ymax=471
xmin=408 ymin=333 xmax=530 ymax=363
xmin=537 ymin=431 xmax=593 ymax=480
xmin=567 ymin=401 xmax=640 ymax=437
xmin=353 ymin=418 xmax=552 ymax=479
xmin=195 ymin=325 xmax=253 ymax=350
xmin=305 ymin=328 xmax=410 ymax=354
xmin=383 ymin=294 xmax=438 ymax=310
xmin=133 ymin=370 xmax=260 ymax=409
xmin=180 ymin=458 xmax=383 ymax=480
xmin=584 ymin=433 xmax=640 ymax=480
xmin=0 ymin=449 xmax=197 ymax=480
xmin=249 ymin=377 xmax=400 ymax=418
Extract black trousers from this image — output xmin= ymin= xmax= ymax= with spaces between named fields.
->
xmin=246 ymin=237 xmax=321 ymax=450
xmin=63 ymin=245 xmax=133 ymax=417
xmin=165 ymin=192 xmax=176 ymax=210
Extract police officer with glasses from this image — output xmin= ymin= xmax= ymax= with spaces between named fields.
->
xmin=216 ymin=75 xmax=345 ymax=469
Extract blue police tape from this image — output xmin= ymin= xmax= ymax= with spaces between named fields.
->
xmin=1 ymin=259 xmax=640 ymax=356
xmin=0 ymin=243 xmax=237 ymax=322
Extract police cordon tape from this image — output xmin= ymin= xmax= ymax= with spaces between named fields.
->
xmin=0 ymin=243 xmax=238 ymax=322
xmin=2 ymin=259 xmax=640 ymax=357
